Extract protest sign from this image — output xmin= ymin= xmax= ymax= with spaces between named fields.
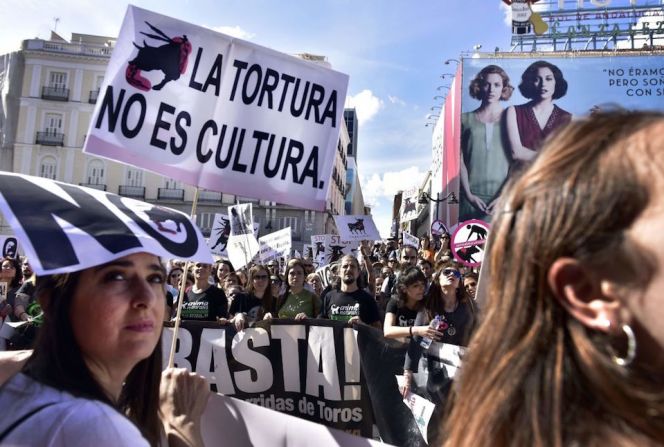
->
xmin=303 ymin=243 xmax=314 ymax=260
xmin=400 ymin=186 xmax=420 ymax=222
xmin=430 ymin=220 xmax=448 ymax=237
xmin=451 ymin=219 xmax=490 ymax=268
xmin=84 ymin=5 xmax=349 ymax=211
xmin=324 ymin=234 xmax=358 ymax=265
xmin=0 ymin=173 xmax=212 ymax=275
xmin=0 ymin=236 xmax=18 ymax=259
xmin=402 ymin=232 xmax=419 ymax=249
xmin=163 ymin=319 xmax=427 ymax=446
xmin=333 ymin=215 xmax=380 ymax=242
xmin=311 ymin=234 xmax=327 ymax=266
xmin=259 ymin=227 xmax=292 ymax=263
xmin=226 ymin=203 xmax=259 ymax=269
xmin=207 ymin=213 xmax=259 ymax=257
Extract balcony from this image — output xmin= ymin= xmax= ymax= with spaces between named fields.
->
xmin=119 ymin=185 xmax=145 ymax=199
xmin=89 ymin=89 xmax=100 ymax=104
xmin=23 ymin=39 xmax=114 ymax=58
xmin=198 ymin=189 xmax=222 ymax=203
xmin=41 ymin=86 xmax=70 ymax=101
xmin=158 ymin=188 xmax=184 ymax=201
xmin=35 ymin=131 xmax=64 ymax=146
xmin=79 ymin=183 xmax=107 ymax=191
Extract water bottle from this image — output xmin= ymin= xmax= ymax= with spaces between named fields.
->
xmin=420 ymin=314 xmax=441 ymax=349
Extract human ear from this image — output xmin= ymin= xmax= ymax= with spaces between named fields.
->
xmin=547 ymin=258 xmax=620 ymax=334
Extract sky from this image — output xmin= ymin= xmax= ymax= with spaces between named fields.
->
xmin=1 ymin=0 xmax=658 ymax=237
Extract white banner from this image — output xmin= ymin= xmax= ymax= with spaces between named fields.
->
xmin=0 ymin=173 xmax=212 ymax=275
xmin=402 ymin=231 xmax=419 ymax=249
xmin=0 ymin=236 xmax=18 ymax=259
xmin=83 ymin=6 xmax=349 ymax=211
xmin=400 ymin=186 xmax=420 ymax=222
xmin=259 ymin=227 xmax=292 ymax=263
xmin=228 ymin=203 xmax=253 ymax=236
xmin=333 ymin=215 xmax=380 ymax=242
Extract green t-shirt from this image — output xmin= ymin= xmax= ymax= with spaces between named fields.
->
xmin=278 ymin=289 xmax=320 ymax=319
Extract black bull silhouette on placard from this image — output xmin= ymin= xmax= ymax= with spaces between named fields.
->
xmin=347 ymin=218 xmax=365 ymax=235
xmin=126 ymin=21 xmax=192 ymax=91
xmin=144 ymin=205 xmax=183 ymax=235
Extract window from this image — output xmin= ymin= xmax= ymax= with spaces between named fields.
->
xmin=197 ymin=213 xmax=215 ymax=232
xmin=164 ymin=178 xmax=182 ymax=189
xmin=44 ymin=113 xmax=63 ymax=134
xmin=39 ymin=156 xmax=57 ymax=180
xmin=49 ymin=71 xmax=67 ymax=89
xmin=125 ymin=168 xmax=143 ymax=187
xmin=281 ymin=217 xmax=299 ymax=235
xmin=86 ymin=160 xmax=105 ymax=185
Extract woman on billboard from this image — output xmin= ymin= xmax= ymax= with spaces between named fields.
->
xmin=460 ymin=65 xmax=514 ymax=221
xmin=505 ymin=60 xmax=572 ymax=169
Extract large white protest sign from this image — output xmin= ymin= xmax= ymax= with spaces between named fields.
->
xmin=402 ymin=231 xmax=419 ymax=249
xmin=333 ymin=215 xmax=380 ymax=242
xmin=0 ymin=236 xmax=18 ymax=259
xmin=259 ymin=227 xmax=292 ymax=263
xmin=0 ymin=173 xmax=212 ymax=275
xmin=400 ymin=186 xmax=420 ymax=222
xmin=84 ymin=6 xmax=349 ymax=211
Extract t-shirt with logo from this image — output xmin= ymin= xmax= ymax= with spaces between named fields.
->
xmin=182 ymin=286 xmax=228 ymax=321
xmin=385 ymin=297 xmax=418 ymax=327
xmin=319 ymin=289 xmax=380 ymax=325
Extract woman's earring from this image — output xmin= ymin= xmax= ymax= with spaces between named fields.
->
xmin=610 ymin=324 xmax=636 ymax=367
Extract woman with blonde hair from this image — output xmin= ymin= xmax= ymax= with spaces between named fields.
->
xmin=443 ymin=111 xmax=664 ymax=446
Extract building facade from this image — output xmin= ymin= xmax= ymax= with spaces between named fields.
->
xmin=0 ymin=34 xmax=357 ymax=253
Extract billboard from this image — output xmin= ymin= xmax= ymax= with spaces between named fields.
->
xmin=457 ymin=54 xmax=664 ymax=223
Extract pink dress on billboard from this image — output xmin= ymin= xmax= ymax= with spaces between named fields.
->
xmin=514 ymin=103 xmax=572 ymax=151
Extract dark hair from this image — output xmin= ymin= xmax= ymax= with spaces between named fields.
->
xmin=518 ymin=60 xmax=568 ymax=100
xmin=396 ymin=266 xmax=426 ymax=309
xmin=246 ymin=264 xmax=274 ymax=318
xmin=425 ymin=262 xmax=468 ymax=319
xmin=24 ymin=271 xmax=162 ymax=446
xmin=463 ymin=272 xmax=479 ymax=282
xmin=215 ymin=260 xmax=235 ymax=283
xmin=469 ymin=65 xmax=514 ymax=101
xmin=1 ymin=256 xmax=22 ymax=288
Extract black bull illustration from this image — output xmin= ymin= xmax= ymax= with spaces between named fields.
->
xmin=211 ymin=217 xmax=231 ymax=252
xmin=126 ymin=21 xmax=192 ymax=91
xmin=347 ymin=218 xmax=365 ymax=235
xmin=144 ymin=206 xmax=183 ymax=235
xmin=403 ymin=198 xmax=416 ymax=214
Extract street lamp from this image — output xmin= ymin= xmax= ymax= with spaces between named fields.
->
xmin=418 ymin=191 xmax=458 ymax=205
xmin=444 ymin=59 xmax=460 ymax=65
xmin=426 ymin=114 xmax=439 ymax=120
xmin=433 ymin=95 xmax=446 ymax=101
xmin=437 ymin=85 xmax=450 ymax=91
xmin=440 ymin=73 xmax=455 ymax=79
xmin=430 ymin=105 xmax=442 ymax=111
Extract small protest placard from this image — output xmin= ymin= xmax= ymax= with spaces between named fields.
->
xmin=333 ymin=215 xmax=380 ymax=242
xmin=259 ymin=227 xmax=292 ymax=263
xmin=400 ymin=187 xmax=420 ymax=222
xmin=451 ymin=219 xmax=490 ymax=267
xmin=402 ymin=232 xmax=419 ymax=249
xmin=311 ymin=234 xmax=327 ymax=266
xmin=0 ymin=236 xmax=18 ymax=259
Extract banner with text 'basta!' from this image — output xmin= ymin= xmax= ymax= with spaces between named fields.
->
xmin=84 ymin=6 xmax=349 ymax=211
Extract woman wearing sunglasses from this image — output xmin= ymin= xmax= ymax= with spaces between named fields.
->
xmin=402 ymin=262 xmax=476 ymax=444
xmin=228 ymin=264 xmax=275 ymax=331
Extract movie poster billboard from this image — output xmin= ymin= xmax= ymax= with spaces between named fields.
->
xmin=458 ymin=54 xmax=664 ymax=223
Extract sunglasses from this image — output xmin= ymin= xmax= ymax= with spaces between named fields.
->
xmin=442 ymin=268 xmax=461 ymax=279
xmin=253 ymin=274 xmax=269 ymax=280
